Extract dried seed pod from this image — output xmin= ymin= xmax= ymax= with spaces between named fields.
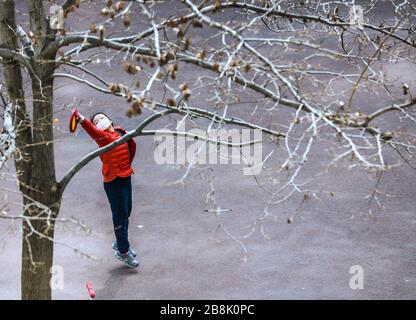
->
xmin=159 ymin=52 xmax=168 ymax=66
xmin=149 ymin=60 xmax=156 ymax=68
xmin=230 ymin=58 xmax=239 ymax=67
xmin=182 ymin=88 xmax=191 ymax=100
xmin=167 ymin=64 xmax=177 ymax=80
xmin=167 ymin=98 xmax=176 ymax=106
xmin=167 ymin=63 xmax=177 ymax=73
xmin=156 ymin=72 xmax=164 ymax=80
xmin=109 ymin=9 xmax=115 ymax=19
xmin=126 ymin=108 xmax=134 ymax=118
xmin=101 ymin=7 xmax=115 ymax=18
xmin=123 ymin=63 xmax=140 ymax=75
xmin=167 ymin=64 xmax=175 ymax=76
xmin=179 ymin=83 xmax=188 ymax=91
xmin=109 ymin=83 xmax=120 ymax=93
xmin=115 ymin=1 xmax=125 ymax=11
xmin=131 ymin=100 xmax=143 ymax=114
xmin=212 ymin=63 xmax=220 ymax=72
xmin=162 ymin=50 xmax=176 ymax=65
xmin=192 ymin=19 xmax=203 ymax=28
xmin=105 ymin=0 xmax=113 ymax=7
xmin=166 ymin=19 xmax=179 ymax=28
xmin=244 ymin=64 xmax=251 ymax=73
xmin=135 ymin=80 xmax=141 ymax=88
xmin=213 ymin=0 xmax=221 ymax=12
xmin=183 ymin=36 xmax=191 ymax=50
xmin=166 ymin=50 xmax=176 ymax=61
xmin=177 ymin=16 xmax=187 ymax=24
xmin=123 ymin=14 xmax=131 ymax=27
xmin=173 ymin=27 xmax=184 ymax=39
xmin=101 ymin=7 xmax=110 ymax=16
xmin=197 ymin=49 xmax=205 ymax=60
xmin=124 ymin=91 xmax=132 ymax=102
xmin=89 ymin=23 xmax=97 ymax=33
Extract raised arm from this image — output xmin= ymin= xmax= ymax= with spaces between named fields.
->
xmin=75 ymin=111 xmax=108 ymax=143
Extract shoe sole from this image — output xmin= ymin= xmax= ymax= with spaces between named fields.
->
xmin=114 ymin=253 xmax=139 ymax=269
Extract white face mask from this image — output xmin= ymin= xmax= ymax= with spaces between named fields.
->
xmin=96 ymin=117 xmax=112 ymax=130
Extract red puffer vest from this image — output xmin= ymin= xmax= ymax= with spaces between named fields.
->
xmin=81 ymin=118 xmax=136 ymax=182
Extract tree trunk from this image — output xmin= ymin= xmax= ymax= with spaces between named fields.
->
xmin=20 ymin=76 xmax=61 ymax=299
xmin=21 ymin=199 xmax=59 ymax=300
xmin=20 ymin=61 xmax=60 ymax=299
xmin=0 ymin=0 xmax=61 ymax=299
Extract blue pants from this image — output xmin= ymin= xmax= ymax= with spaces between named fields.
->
xmin=103 ymin=176 xmax=132 ymax=254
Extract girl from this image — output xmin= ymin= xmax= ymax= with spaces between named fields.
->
xmin=73 ymin=109 xmax=139 ymax=268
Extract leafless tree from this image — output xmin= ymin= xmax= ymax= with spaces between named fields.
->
xmin=0 ymin=0 xmax=415 ymax=299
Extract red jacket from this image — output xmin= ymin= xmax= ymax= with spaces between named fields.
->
xmin=81 ymin=118 xmax=136 ymax=182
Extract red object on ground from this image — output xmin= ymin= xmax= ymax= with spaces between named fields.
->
xmin=86 ymin=282 xmax=95 ymax=299
xmin=69 ymin=108 xmax=79 ymax=133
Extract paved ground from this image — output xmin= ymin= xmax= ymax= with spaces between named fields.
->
xmin=0 ymin=1 xmax=415 ymax=299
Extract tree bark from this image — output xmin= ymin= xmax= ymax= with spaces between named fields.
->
xmin=21 ymin=70 xmax=61 ymax=300
xmin=1 ymin=0 xmax=60 ymax=299
xmin=0 ymin=0 xmax=33 ymax=189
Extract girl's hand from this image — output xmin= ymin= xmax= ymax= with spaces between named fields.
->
xmin=73 ymin=109 xmax=85 ymax=123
